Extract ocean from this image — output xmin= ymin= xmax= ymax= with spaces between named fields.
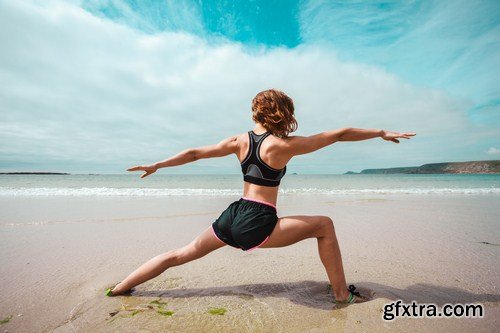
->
xmin=1 ymin=173 xmax=499 ymax=196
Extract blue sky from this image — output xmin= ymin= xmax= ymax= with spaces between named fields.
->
xmin=0 ymin=0 xmax=499 ymax=174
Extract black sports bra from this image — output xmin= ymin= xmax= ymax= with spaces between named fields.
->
xmin=241 ymin=131 xmax=286 ymax=187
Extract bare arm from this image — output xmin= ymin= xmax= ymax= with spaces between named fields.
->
xmin=127 ymin=136 xmax=239 ymax=178
xmin=285 ymin=128 xmax=416 ymax=156
xmin=283 ymin=128 xmax=350 ymax=156
xmin=338 ymin=127 xmax=384 ymax=141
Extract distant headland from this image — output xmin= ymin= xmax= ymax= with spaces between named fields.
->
xmin=345 ymin=160 xmax=500 ymax=174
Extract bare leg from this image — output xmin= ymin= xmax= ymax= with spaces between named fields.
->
xmin=111 ymin=226 xmax=226 ymax=295
xmin=259 ymin=215 xmax=352 ymax=301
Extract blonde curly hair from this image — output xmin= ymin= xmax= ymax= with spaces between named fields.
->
xmin=251 ymin=89 xmax=298 ymax=138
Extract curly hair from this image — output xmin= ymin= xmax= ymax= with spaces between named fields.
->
xmin=251 ymin=89 xmax=298 ymax=138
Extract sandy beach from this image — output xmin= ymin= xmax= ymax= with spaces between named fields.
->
xmin=0 ymin=194 xmax=499 ymax=332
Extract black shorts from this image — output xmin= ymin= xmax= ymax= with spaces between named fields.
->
xmin=211 ymin=198 xmax=278 ymax=251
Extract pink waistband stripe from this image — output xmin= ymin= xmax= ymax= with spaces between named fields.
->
xmin=241 ymin=197 xmax=277 ymax=209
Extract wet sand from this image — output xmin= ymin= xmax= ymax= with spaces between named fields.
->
xmin=0 ymin=194 xmax=499 ymax=332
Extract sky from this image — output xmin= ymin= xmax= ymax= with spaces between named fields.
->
xmin=0 ymin=0 xmax=499 ymax=174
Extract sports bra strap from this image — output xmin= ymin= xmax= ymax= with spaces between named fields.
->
xmin=241 ymin=130 xmax=286 ymax=187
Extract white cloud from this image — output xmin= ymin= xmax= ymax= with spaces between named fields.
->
xmin=298 ymin=0 xmax=500 ymax=106
xmin=0 ymin=0 xmax=477 ymax=173
xmin=487 ymin=147 xmax=500 ymax=155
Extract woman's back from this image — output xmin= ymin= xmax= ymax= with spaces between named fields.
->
xmin=236 ymin=127 xmax=291 ymax=206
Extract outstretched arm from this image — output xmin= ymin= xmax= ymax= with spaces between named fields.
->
xmin=127 ymin=136 xmax=239 ymax=178
xmin=337 ymin=128 xmax=417 ymax=142
xmin=285 ymin=128 xmax=416 ymax=156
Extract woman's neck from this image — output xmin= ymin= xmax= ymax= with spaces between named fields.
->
xmin=253 ymin=123 xmax=267 ymax=134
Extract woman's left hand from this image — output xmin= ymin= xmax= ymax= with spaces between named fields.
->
xmin=381 ymin=130 xmax=416 ymax=143
xmin=127 ymin=164 xmax=158 ymax=178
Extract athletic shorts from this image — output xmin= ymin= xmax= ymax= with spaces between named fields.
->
xmin=211 ymin=197 xmax=278 ymax=251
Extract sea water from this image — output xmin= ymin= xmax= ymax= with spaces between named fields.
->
xmin=1 ymin=174 xmax=499 ymax=196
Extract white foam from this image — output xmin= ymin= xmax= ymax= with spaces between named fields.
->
xmin=0 ymin=187 xmax=498 ymax=196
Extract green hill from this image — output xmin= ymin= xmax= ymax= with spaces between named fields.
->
xmin=345 ymin=160 xmax=500 ymax=174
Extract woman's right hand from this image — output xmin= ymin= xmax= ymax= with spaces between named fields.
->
xmin=381 ymin=130 xmax=416 ymax=143
xmin=127 ymin=164 xmax=158 ymax=178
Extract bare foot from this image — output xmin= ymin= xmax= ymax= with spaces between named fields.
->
xmin=105 ymin=282 xmax=133 ymax=297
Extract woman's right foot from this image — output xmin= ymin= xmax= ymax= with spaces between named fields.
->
xmin=334 ymin=285 xmax=369 ymax=304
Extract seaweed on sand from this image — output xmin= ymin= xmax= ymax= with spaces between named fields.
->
xmin=207 ymin=307 xmax=227 ymax=315
xmin=108 ymin=299 xmax=175 ymax=322
xmin=1 ymin=315 xmax=12 ymax=324
xmin=156 ymin=308 xmax=174 ymax=316
xmin=149 ymin=299 xmax=168 ymax=306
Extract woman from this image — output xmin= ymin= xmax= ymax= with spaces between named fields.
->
xmin=108 ymin=89 xmax=415 ymax=304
